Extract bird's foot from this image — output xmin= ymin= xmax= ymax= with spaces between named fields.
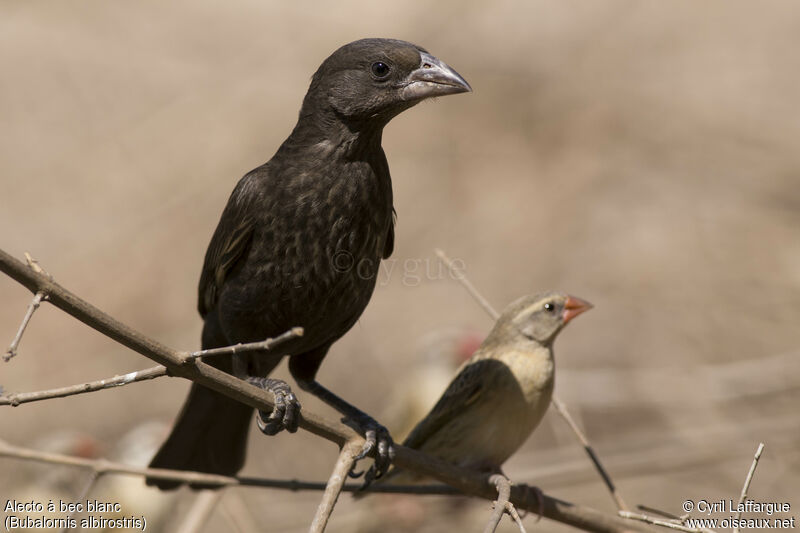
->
xmin=345 ymin=414 xmax=394 ymax=489
xmin=516 ymin=483 xmax=544 ymax=522
xmin=246 ymin=377 xmax=301 ymax=435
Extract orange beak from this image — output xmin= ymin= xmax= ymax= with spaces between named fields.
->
xmin=562 ymin=296 xmax=593 ymax=324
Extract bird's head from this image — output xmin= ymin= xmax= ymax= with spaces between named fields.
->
xmin=497 ymin=292 xmax=593 ymax=346
xmin=304 ymin=38 xmax=471 ymax=126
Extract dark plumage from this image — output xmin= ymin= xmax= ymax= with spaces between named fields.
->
xmin=147 ymin=38 xmax=470 ymax=489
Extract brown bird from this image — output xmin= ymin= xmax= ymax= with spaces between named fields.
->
xmin=380 ymin=292 xmax=591 ymax=484
xmin=147 ymin=38 xmax=470 ymax=489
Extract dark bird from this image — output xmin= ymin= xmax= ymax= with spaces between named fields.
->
xmin=146 ymin=38 xmax=470 ymax=489
xmin=377 ymin=292 xmax=591 ymax=484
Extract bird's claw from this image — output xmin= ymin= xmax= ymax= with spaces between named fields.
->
xmin=517 ymin=483 xmax=544 ymax=522
xmin=347 ymin=418 xmax=394 ymax=489
xmin=247 ymin=377 xmax=301 ymax=435
xmin=348 ymin=467 xmax=365 ymax=479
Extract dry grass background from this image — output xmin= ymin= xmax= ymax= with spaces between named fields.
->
xmin=1 ymin=1 xmax=799 ymax=531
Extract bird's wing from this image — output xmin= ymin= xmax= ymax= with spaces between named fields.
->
xmin=401 ymin=357 xmax=487 ymax=450
xmin=382 ymin=207 xmax=396 ymax=259
xmin=197 ymin=174 xmax=260 ymax=317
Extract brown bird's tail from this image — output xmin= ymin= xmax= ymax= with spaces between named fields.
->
xmin=146 ymin=383 xmax=253 ymax=490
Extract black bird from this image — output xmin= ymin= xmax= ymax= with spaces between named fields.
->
xmin=147 ymin=38 xmax=470 ymax=489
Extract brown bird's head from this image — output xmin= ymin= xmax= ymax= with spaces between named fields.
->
xmin=302 ymin=38 xmax=471 ymax=126
xmin=494 ymin=292 xmax=593 ymax=347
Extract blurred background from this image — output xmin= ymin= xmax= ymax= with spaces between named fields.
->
xmin=1 ymin=1 xmax=798 ymax=531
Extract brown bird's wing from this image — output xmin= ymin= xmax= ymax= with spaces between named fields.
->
xmin=401 ymin=357 xmax=486 ymax=450
xmin=197 ymin=175 xmax=260 ymax=317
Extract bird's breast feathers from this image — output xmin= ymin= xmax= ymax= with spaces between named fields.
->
xmin=218 ymin=159 xmax=391 ymax=340
xmin=498 ymin=348 xmax=555 ymax=409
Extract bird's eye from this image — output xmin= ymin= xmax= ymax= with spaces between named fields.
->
xmin=371 ymin=62 xmax=391 ymax=79
xmin=543 ymin=302 xmax=555 ymax=313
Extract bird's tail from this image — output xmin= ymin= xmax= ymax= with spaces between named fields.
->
xmin=146 ymin=383 xmax=253 ymax=490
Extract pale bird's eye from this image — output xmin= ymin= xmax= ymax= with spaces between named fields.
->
xmin=543 ymin=302 xmax=555 ymax=313
xmin=371 ymin=62 xmax=391 ymax=79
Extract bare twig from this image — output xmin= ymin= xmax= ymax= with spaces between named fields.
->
xmin=0 ymin=250 xmax=334 ymax=440
xmin=0 ymin=365 xmax=167 ymax=406
xmin=175 ymin=490 xmax=225 ymax=533
xmin=310 ymin=439 xmax=363 ymax=533
xmin=4 ymin=290 xmax=45 ymax=361
xmin=0 ymin=329 xmax=303 ymax=407
xmin=435 ymin=248 xmax=500 ymax=319
xmin=506 ymin=502 xmax=528 ymax=533
xmin=485 ymin=474 xmax=527 ymax=533
xmin=0 ymin=437 xmax=455 ymax=494
xmin=0 ymin=438 xmax=236 ymax=487
xmin=485 ymin=474 xmax=512 ymax=533
xmin=60 ymin=470 xmax=102 ymax=533
xmin=242 ymin=477 xmax=460 ymax=495
xmin=0 ymin=436 xmax=445 ymax=493
xmin=219 ymin=493 xmax=262 ymax=533
xmin=619 ymin=511 xmax=716 ymax=533
xmin=551 ymin=398 xmax=629 ymax=511
xmin=436 ymin=247 xmax=629 ymax=511
xmin=75 ymin=469 xmax=102 ymax=502
xmin=4 ymin=253 xmax=53 ymax=362
xmin=185 ymin=327 xmax=304 ymax=361
xmin=0 ymin=438 xmax=645 ymax=533
xmin=0 ymin=248 xmax=647 ymax=533
xmin=636 ymin=505 xmax=683 ymax=521
xmin=733 ymin=442 xmax=765 ymax=533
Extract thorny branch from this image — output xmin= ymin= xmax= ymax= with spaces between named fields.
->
xmin=435 ymin=248 xmax=629 ymax=512
xmin=0 ymin=248 xmax=648 ymax=533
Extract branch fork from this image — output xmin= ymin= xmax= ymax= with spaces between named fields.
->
xmin=485 ymin=474 xmax=528 ymax=533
